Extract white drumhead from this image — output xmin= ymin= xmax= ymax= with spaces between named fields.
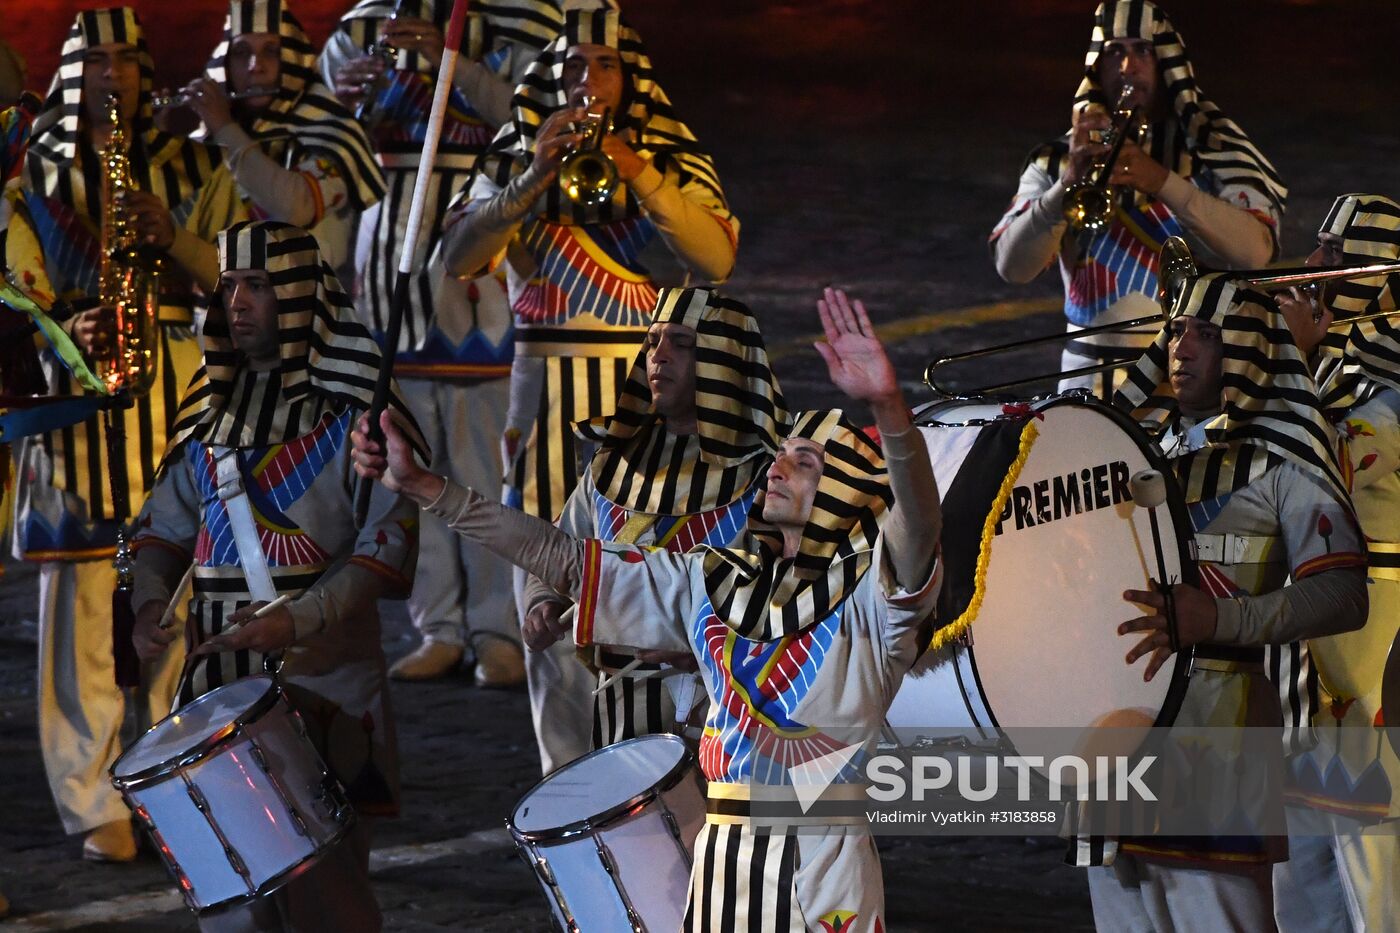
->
xmin=902 ymin=399 xmax=1186 ymax=737
xmin=114 ymin=676 xmax=276 ymax=777
xmin=512 ymin=734 xmax=687 ymax=835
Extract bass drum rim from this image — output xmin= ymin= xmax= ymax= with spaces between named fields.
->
xmin=1385 ymin=630 xmax=1400 ymax=759
xmin=915 ymin=392 xmax=1196 ymax=733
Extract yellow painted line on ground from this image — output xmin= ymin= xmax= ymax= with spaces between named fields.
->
xmin=768 ymin=297 xmax=1062 ymax=362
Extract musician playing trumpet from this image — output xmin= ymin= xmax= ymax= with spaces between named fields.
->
xmin=133 ymin=0 xmax=385 ymax=288
xmin=6 ymin=7 xmax=224 ymax=865
xmin=990 ymin=1 xmax=1285 ymax=399
xmin=437 ymin=7 xmax=739 ymax=766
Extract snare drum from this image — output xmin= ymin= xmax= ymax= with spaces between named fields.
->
xmin=887 ymin=394 xmax=1194 ymax=765
xmin=510 ymin=734 xmax=705 ymax=932
xmin=111 ymin=675 xmax=354 ymax=913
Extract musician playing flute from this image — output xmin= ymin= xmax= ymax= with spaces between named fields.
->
xmin=318 ymin=0 xmax=564 ymax=687
xmin=1272 ymin=193 xmax=1400 ymax=933
xmin=353 ymin=288 xmax=942 ymax=932
xmin=1092 ymin=275 xmax=1370 ymax=929
xmin=990 ymin=1 xmax=1284 ymax=399
xmin=130 ymin=220 xmax=424 ymax=933
xmin=440 ymin=7 xmax=739 ymax=765
xmin=153 ymin=0 xmax=386 ymax=281
xmin=519 ymin=287 xmax=787 ymax=765
xmin=5 ymin=7 xmax=228 ymax=864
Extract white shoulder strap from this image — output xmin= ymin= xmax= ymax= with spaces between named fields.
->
xmin=212 ymin=446 xmax=279 ymax=603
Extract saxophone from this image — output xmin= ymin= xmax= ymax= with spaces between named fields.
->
xmin=97 ymin=91 xmax=166 ymax=687
xmin=97 ymin=91 xmax=164 ymax=399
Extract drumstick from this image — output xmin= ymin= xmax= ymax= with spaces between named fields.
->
xmin=172 ymin=594 xmax=294 ymax=712
xmin=157 ymin=563 xmax=196 ymax=630
xmin=1130 ymin=470 xmax=1180 ymax=654
xmin=593 ymin=658 xmax=645 ymax=695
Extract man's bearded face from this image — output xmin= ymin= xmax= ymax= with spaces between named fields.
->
xmin=1096 ymin=38 xmax=1161 ymax=114
xmin=82 ymin=42 xmax=141 ymax=127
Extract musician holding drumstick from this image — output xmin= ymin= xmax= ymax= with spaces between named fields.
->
xmin=1271 ymin=194 xmax=1400 ymax=933
xmin=990 ymin=1 xmax=1284 ymax=400
xmin=1094 ymin=275 xmax=1370 ymax=930
xmin=129 ymin=221 xmax=424 ymax=932
xmin=352 ymin=288 xmax=942 ymax=932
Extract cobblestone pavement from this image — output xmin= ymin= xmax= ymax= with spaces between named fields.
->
xmin=2 ymin=0 xmax=1395 ymax=929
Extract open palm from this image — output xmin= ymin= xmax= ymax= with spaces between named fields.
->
xmin=815 ymin=288 xmax=897 ymax=403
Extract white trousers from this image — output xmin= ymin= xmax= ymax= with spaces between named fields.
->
xmin=37 ymin=559 xmax=183 ymax=834
xmin=402 ymin=377 xmax=517 ymax=649
xmin=1273 ymin=805 xmax=1400 ymax=933
xmin=1088 ymin=854 xmax=1277 ymax=933
xmin=515 ymin=565 xmax=594 ymax=775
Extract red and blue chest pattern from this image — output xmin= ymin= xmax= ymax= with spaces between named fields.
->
xmin=693 ymin=597 xmax=855 ymax=784
xmin=591 ymin=485 xmax=754 ymax=551
xmin=190 ymin=410 xmax=348 ymax=568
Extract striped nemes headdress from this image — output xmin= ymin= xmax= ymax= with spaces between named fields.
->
xmin=26 ymin=8 xmax=217 ymax=217
xmin=1114 ymin=273 xmax=1344 ymax=503
xmin=1313 ymin=193 xmax=1400 ymax=403
xmin=588 ymin=287 xmax=789 ymax=515
xmin=163 ymin=221 xmax=426 ymax=461
xmin=331 ymin=0 xmax=563 ymax=82
xmin=1077 ymin=2 xmax=1285 ymax=214
xmin=698 ymin=409 xmax=890 ymax=642
xmin=474 ymin=8 xmax=733 ymax=227
xmin=204 ymin=0 xmax=384 ymax=211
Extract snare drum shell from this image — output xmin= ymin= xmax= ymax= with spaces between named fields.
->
xmin=511 ymin=735 xmax=705 ymax=932
xmin=115 ymin=683 xmax=353 ymax=912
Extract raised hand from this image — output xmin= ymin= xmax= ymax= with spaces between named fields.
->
xmin=814 ymin=287 xmax=899 ymax=406
xmin=351 ymin=410 xmax=444 ymax=506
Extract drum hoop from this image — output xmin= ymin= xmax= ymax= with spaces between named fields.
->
xmin=929 ymin=393 xmax=1198 ymax=733
xmin=111 ymin=675 xmax=284 ymax=790
xmin=185 ymin=813 xmax=358 ymax=916
xmin=913 ymin=388 xmax=1095 ymax=428
xmin=507 ymin=734 xmax=695 ymax=843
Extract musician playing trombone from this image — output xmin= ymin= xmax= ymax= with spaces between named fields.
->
xmin=317 ymin=1 xmax=564 ymax=688
xmin=5 ymin=7 xmax=226 ymax=865
xmin=1095 ymin=274 xmax=1370 ymax=930
xmin=129 ymin=220 xmax=424 ymax=933
xmin=1271 ymin=194 xmax=1400 ymax=933
xmin=438 ymin=7 xmax=739 ymax=766
xmin=990 ymin=1 xmax=1285 ymax=400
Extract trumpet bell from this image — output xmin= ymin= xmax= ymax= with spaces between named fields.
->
xmin=558 ymin=148 xmax=618 ymax=207
xmin=1063 ymin=183 xmax=1115 ymax=233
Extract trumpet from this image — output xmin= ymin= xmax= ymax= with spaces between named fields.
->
xmin=558 ymin=96 xmax=618 ymax=207
xmin=1062 ymin=82 xmax=1146 ymax=234
xmin=151 ymin=85 xmax=280 ymax=110
xmin=356 ymin=0 xmax=409 ymax=128
xmin=925 ymin=236 xmax=1400 ymax=396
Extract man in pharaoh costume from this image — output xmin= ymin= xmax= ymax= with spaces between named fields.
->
xmin=353 ymin=289 xmax=942 ymax=932
xmin=991 ymin=0 xmax=1285 ymax=398
xmin=519 ymin=286 xmax=787 ymax=771
xmin=1272 ymin=193 xmax=1400 ymax=933
xmin=7 ymin=7 xmax=227 ymax=863
xmin=1084 ymin=274 xmax=1371 ymax=929
xmin=320 ymin=0 xmax=565 ymax=686
xmin=130 ymin=220 xmax=424 ymax=932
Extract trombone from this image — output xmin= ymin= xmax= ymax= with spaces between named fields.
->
xmin=925 ymin=236 xmax=1400 ymax=396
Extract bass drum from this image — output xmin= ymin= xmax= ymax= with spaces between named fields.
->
xmin=886 ymin=394 xmax=1195 ymax=767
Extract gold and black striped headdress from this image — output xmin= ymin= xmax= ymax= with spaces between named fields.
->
xmin=1313 ymin=193 xmax=1400 ymax=405
xmin=26 ymin=8 xmax=217 ymax=217
xmin=1114 ymin=272 xmax=1343 ymax=503
xmin=331 ymin=0 xmax=563 ymax=84
xmin=1026 ymin=1 xmax=1286 ymax=255
xmin=472 ymin=8 xmax=732 ymax=227
xmin=698 ymin=409 xmax=890 ymax=642
xmin=205 ymin=0 xmax=384 ymax=211
xmin=163 ymin=221 xmax=426 ymax=461
xmin=588 ymin=287 xmax=788 ymax=515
